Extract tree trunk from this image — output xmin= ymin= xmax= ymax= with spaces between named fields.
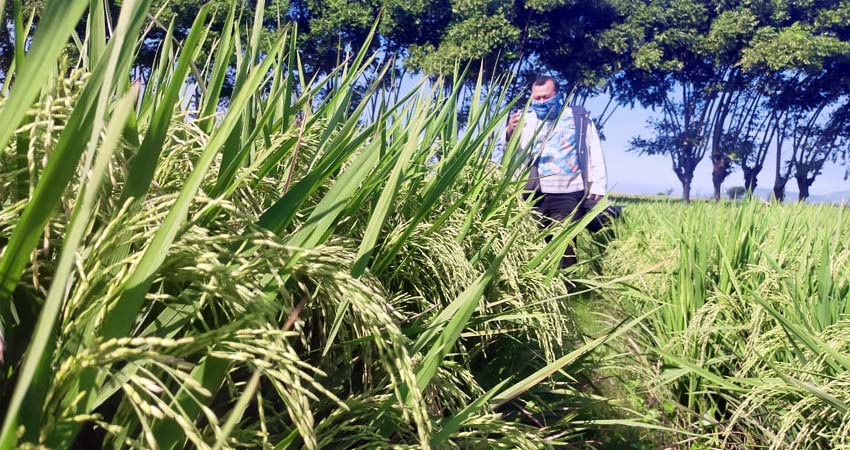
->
xmin=772 ymin=130 xmax=786 ymax=202
xmin=796 ymin=175 xmax=811 ymax=202
xmin=742 ymin=166 xmax=759 ymax=193
xmin=682 ymin=177 xmax=692 ymax=203
xmin=711 ymin=154 xmax=729 ymax=202
xmin=773 ymin=177 xmax=787 ymax=202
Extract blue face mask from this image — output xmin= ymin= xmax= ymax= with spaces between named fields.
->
xmin=530 ymin=94 xmax=563 ymax=120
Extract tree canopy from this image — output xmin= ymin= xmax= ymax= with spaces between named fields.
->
xmin=616 ymin=0 xmax=850 ymax=201
xmin=2 ymin=0 xmax=848 ymax=200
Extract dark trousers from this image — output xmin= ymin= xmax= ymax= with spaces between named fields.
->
xmin=533 ymin=191 xmax=594 ymax=269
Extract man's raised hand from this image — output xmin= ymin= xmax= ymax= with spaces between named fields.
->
xmin=506 ymin=111 xmax=521 ymax=140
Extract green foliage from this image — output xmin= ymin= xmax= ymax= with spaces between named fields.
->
xmin=726 ymin=185 xmax=746 ymax=199
xmin=704 ymin=8 xmax=759 ymax=59
xmin=742 ymin=22 xmax=850 ymax=70
xmin=408 ymin=8 xmax=519 ymax=73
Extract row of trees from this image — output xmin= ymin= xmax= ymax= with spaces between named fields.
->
xmin=617 ymin=1 xmax=850 ymax=201
xmin=3 ymin=0 xmax=847 ymax=201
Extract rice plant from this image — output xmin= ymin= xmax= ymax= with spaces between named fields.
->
xmin=594 ymin=199 xmax=850 ymax=448
xmin=0 ymin=1 xmax=628 ymax=448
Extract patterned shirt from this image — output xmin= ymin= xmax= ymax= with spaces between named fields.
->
xmin=500 ymin=107 xmax=608 ymax=195
xmin=536 ymin=113 xmax=580 ymax=178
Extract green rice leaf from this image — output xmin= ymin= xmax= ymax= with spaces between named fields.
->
xmin=199 ymin=2 xmax=236 ymax=134
xmin=430 ymin=379 xmax=510 ymax=446
xmin=0 ymin=85 xmax=139 ymax=450
xmin=0 ymin=0 xmax=151 ymax=322
xmin=414 ymin=232 xmax=518 ymax=395
xmin=119 ymin=4 xmax=211 ymax=205
xmin=0 ymin=0 xmax=88 ymax=155
xmin=491 ymin=306 xmax=659 ymax=408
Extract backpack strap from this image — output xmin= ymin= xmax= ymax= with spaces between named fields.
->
xmin=524 ymin=115 xmax=552 ymax=194
xmin=570 ymin=105 xmax=591 ymax=192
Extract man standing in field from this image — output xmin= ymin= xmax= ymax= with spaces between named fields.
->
xmin=505 ymin=76 xmax=608 ymax=268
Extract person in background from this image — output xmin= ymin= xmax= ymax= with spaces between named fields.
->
xmin=504 ymin=75 xmax=608 ymax=268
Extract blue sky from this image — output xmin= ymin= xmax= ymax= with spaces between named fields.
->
xmin=582 ymin=95 xmax=850 ymax=198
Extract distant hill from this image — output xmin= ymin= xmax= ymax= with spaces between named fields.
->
xmin=748 ymin=188 xmax=850 ymax=204
xmin=812 ymin=190 xmax=850 ymax=204
xmin=612 ymin=183 xmax=850 ymax=205
xmin=751 ymin=188 xmax=787 ymax=201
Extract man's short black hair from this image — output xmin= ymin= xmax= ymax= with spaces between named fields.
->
xmin=532 ymin=75 xmax=558 ymax=92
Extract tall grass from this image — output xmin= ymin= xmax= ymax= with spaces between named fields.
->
xmin=594 ymin=199 xmax=850 ymax=448
xmin=0 ymin=1 xmax=631 ymax=448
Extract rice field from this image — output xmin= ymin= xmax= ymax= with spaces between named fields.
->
xmin=583 ymin=199 xmax=850 ymax=449
xmin=0 ymin=1 xmax=848 ymax=449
